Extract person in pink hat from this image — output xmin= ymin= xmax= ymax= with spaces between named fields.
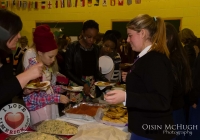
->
xmin=23 ymin=25 xmax=69 ymax=125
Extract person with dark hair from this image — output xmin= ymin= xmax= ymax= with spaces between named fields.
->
xmin=166 ymin=23 xmax=192 ymax=140
xmin=105 ymin=14 xmax=175 ymax=140
xmin=104 ymin=30 xmax=122 ymax=40
xmin=0 ymin=9 xmax=43 ymax=110
xmin=179 ymin=28 xmax=199 ymax=68
xmin=96 ymin=32 xmax=104 ymax=46
xmin=56 ymin=34 xmax=68 ymax=75
xmin=100 ymin=33 xmax=121 ymax=82
xmin=188 ymin=39 xmax=200 ymax=140
xmin=104 ymin=30 xmax=122 ymax=48
xmin=101 ymin=33 xmax=118 ymax=56
xmin=0 ymin=26 xmax=10 ymax=40
xmin=65 ymin=20 xmax=108 ymax=103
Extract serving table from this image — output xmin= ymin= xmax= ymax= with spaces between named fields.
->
xmin=0 ymin=115 xmax=127 ymax=140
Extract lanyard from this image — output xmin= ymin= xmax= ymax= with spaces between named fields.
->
xmin=129 ymin=56 xmax=139 ymax=73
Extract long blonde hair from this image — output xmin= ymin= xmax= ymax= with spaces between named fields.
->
xmin=127 ymin=14 xmax=170 ymax=58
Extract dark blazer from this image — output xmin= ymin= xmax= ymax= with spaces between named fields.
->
xmin=0 ymin=53 xmax=22 ymax=110
xmin=126 ymin=51 xmax=175 ymax=140
xmin=64 ymin=41 xmax=108 ymax=86
xmin=190 ymin=53 xmax=200 ymax=105
xmin=184 ymin=43 xmax=196 ymax=69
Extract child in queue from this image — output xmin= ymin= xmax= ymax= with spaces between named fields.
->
xmin=23 ymin=25 xmax=69 ymax=125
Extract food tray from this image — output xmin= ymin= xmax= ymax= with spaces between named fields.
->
xmin=94 ymin=108 xmax=127 ymax=127
xmin=64 ymin=102 xmax=107 ymax=121
xmin=30 ymin=120 xmax=78 ymax=136
xmin=5 ymin=132 xmax=68 ymax=140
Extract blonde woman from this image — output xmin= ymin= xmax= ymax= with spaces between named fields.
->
xmin=105 ymin=14 xmax=175 ymax=140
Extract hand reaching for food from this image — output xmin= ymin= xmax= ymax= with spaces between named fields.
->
xmin=104 ymin=90 xmax=126 ymax=104
xmin=60 ymin=95 xmax=69 ymax=104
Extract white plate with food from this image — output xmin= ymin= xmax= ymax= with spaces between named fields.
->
xmin=94 ymin=81 xmax=115 ymax=87
xmin=94 ymin=81 xmax=115 ymax=90
xmin=62 ymin=86 xmax=83 ymax=92
xmin=25 ymin=81 xmax=50 ymax=90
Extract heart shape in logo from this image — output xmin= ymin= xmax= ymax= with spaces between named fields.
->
xmin=4 ymin=112 xmax=24 ymax=129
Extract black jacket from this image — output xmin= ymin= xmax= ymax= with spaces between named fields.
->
xmin=0 ymin=53 xmax=22 ymax=110
xmin=184 ymin=43 xmax=196 ymax=69
xmin=126 ymin=51 xmax=175 ymax=140
xmin=190 ymin=53 xmax=200 ymax=105
xmin=64 ymin=41 xmax=108 ymax=86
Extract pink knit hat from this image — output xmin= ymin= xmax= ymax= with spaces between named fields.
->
xmin=33 ymin=24 xmax=58 ymax=52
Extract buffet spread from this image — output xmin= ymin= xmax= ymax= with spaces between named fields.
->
xmin=5 ymin=83 xmax=129 ymax=140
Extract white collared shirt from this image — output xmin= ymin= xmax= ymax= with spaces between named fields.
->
xmin=138 ymin=45 xmax=152 ymax=58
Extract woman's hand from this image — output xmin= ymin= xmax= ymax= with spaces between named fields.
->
xmin=122 ymin=72 xmax=127 ymax=82
xmin=26 ymin=62 xmax=43 ymax=80
xmin=60 ymin=95 xmax=69 ymax=104
xmin=83 ymin=83 xmax=90 ymax=95
xmin=104 ymin=90 xmax=126 ymax=104
xmin=16 ymin=62 xmax=44 ymax=89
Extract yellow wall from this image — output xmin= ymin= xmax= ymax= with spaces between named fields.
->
xmin=8 ymin=0 xmax=200 ymax=43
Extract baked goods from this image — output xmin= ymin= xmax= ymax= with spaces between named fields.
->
xmin=15 ymin=132 xmax=62 ymax=140
xmin=102 ymin=106 xmax=128 ymax=124
xmin=65 ymin=104 xmax=102 ymax=117
xmin=37 ymin=120 xmax=77 ymax=135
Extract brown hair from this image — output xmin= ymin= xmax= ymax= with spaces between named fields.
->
xmin=126 ymin=14 xmax=169 ymax=58
xmin=166 ymin=22 xmax=192 ymax=93
xmin=179 ymin=28 xmax=197 ymax=45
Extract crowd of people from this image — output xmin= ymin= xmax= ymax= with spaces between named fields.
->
xmin=0 ymin=9 xmax=200 ymax=140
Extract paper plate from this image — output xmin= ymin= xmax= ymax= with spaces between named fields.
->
xmin=62 ymin=86 xmax=83 ymax=92
xmin=99 ymin=56 xmax=114 ymax=74
xmin=25 ymin=81 xmax=50 ymax=90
